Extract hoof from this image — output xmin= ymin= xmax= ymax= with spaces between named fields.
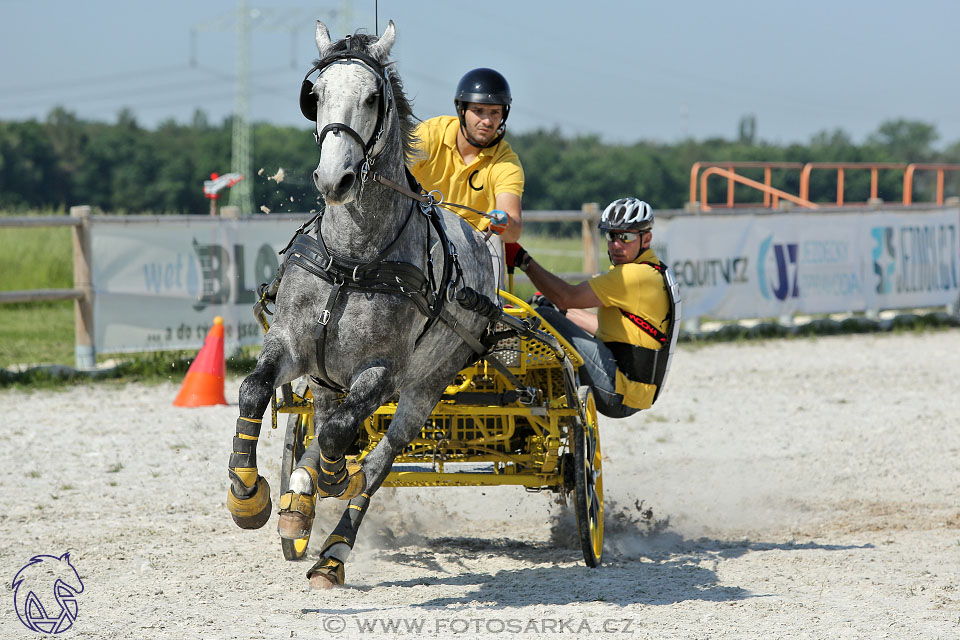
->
xmin=227 ymin=476 xmax=272 ymax=530
xmin=277 ymin=512 xmax=313 ymax=540
xmin=309 ymin=574 xmax=339 ymax=590
xmin=277 ymin=491 xmax=315 ymax=540
xmin=307 ymin=556 xmax=344 ymax=589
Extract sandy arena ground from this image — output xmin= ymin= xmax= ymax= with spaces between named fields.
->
xmin=1 ymin=330 xmax=959 ymax=639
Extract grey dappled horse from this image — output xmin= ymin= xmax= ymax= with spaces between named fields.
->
xmin=226 ymin=21 xmax=496 ymax=588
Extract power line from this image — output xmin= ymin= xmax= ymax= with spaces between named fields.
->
xmin=0 ymin=65 xmax=290 ymax=111
xmin=2 ymin=65 xmax=192 ymax=95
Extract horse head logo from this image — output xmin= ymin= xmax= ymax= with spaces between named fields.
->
xmin=12 ymin=552 xmax=85 ymax=634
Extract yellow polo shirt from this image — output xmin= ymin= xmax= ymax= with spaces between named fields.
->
xmin=588 ymin=249 xmax=671 ymax=410
xmin=409 ymin=116 xmax=524 ymax=231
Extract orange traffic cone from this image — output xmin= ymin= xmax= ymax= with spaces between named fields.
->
xmin=173 ymin=316 xmax=228 ymax=407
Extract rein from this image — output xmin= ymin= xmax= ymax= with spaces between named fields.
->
xmin=363 ymin=169 xmax=490 ymax=222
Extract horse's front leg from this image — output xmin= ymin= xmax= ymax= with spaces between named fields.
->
xmin=227 ymin=336 xmax=297 ymax=529
xmin=305 ymin=375 xmax=454 ymax=589
xmin=277 ymin=364 xmax=397 ymax=541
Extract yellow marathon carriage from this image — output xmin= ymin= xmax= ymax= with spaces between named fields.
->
xmin=258 ymin=288 xmax=604 ymax=567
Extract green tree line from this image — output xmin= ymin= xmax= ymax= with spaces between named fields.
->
xmin=1 ymin=108 xmax=958 ymax=215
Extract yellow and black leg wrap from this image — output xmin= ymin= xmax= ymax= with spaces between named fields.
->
xmin=316 ymin=453 xmax=366 ymax=500
xmin=277 ymin=467 xmax=317 ymax=540
xmin=227 ymin=416 xmax=272 ymax=530
xmin=306 ymin=534 xmax=353 ymax=587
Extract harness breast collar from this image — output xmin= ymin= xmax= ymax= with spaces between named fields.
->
xmin=280 ymin=171 xmax=461 ymax=393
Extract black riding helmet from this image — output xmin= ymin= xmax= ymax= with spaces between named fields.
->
xmin=454 ymin=68 xmax=511 ymax=149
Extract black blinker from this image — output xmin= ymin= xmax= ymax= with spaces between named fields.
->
xmin=300 ymin=79 xmax=317 ymax=121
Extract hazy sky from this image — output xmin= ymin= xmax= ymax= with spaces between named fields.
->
xmin=2 ymin=0 xmax=959 ymax=147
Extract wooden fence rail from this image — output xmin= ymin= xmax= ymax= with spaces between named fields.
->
xmin=0 ymin=206 xmax=95 ymax=368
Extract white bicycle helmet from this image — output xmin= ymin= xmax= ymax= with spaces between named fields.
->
xmin=599 ymin=197 xmax=654 ymax=231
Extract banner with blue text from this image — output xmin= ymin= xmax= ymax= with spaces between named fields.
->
xmin=91 ymin=216 xmax=307 ymax=353
xmin=653 ymin=206 xmax=959 ymax=320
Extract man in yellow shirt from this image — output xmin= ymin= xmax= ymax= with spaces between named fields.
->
xmin=409 ymin=68 xmax=524 ymax=244
xmin=505 ymin=198 xmax=680 ymax=417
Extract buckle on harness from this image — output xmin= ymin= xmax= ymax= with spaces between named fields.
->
xmin=318 ymin=310 xmax=331 ymax=326
xmin=323 ymin=255 xmax=334 ymax=271
xmin=352 ymin=265 xmax=361 ymax=282
xmin=419 ymin=189 xmax=442 ymax=215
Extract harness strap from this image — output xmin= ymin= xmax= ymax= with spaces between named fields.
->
xmin=438 ymin=307 xmax=525 ymax=391
xmin=312 ymin=277 xmax=346 ymax=391
xmin=439 ymin=307 xmax=487 ymax=355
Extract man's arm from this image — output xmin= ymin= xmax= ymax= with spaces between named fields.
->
xmin=565 ymin=308 xmax=599 ymax=335
xmin=524 ymin=257 xmax=602 ymax=310
xmin=495 ymin=192 xmax=522 ymax=243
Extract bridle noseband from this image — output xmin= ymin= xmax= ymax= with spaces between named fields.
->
xmin=300 ymin=35 xmax=394 ymax=178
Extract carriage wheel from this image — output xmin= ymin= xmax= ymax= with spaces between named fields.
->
xmin=573 ymin=385 xmax=604 ymax=567
xmin=280 ymin=380 xmax=314 ymax=561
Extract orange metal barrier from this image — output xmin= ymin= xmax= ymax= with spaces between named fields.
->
xmin=698 ymin=167 xmax=818 ymax=211
xmin=690 ymin=162 xmax=803 ymax=209
xmin=798 ymin=162 xmax=905 ymax=205
xmin=690 ymin=161 xmax=960 ymax=210
xmin=903 ymin=163 xmax=960 ymax=205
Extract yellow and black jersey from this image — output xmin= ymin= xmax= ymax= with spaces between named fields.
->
xmin=588 ymin=248 xmax=671 ymax=409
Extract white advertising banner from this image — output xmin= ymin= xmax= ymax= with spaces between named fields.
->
xmin=654 ymin=206 xmax=959 ymax=320
xmin=91 ymin=216 xmax=308 ymax=352
xmin=89 ymin=207 xmax=959 ymax=354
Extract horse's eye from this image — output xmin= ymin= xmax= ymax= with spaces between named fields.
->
xmin=364 ymin=94 xmax=377 ymax=107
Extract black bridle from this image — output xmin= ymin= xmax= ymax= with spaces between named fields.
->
xmin=299 ymin=35 xmax=394 ymax=176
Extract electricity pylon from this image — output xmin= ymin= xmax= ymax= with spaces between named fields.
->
xmin=192 ymin=1 xmax=351 ymax=214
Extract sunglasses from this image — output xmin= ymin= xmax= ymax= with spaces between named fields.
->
xmin=604 ymin=231 xmax=641 ymax=243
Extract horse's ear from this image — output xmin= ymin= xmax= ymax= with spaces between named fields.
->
xmin=369 ymin=20 xmax=395 ymax=62
xmin=315 ymin=20 xmax=332 ymax=57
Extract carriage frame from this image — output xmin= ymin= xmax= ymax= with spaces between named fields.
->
xmin=261 ymin=289 xmax=605 ymax=567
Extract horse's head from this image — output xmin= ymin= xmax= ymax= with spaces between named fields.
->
xmin=302 ymin=21 xmax=398 ymax=206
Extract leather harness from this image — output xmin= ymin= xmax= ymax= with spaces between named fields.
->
xmin=281 ymin=176 xmax=466 ymax=393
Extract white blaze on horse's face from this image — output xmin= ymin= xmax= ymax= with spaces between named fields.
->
xmin=311 ymin=21 xmax=396 ymax=206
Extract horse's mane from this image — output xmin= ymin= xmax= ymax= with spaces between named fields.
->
xmin=313 ymin=31 xmax=418 ymax=164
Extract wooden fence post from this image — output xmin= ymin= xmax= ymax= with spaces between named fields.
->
xmin=70 ymin=206 xmax=95 ymax=369
xmin=581 ymin=202 xmax=599 ymax=275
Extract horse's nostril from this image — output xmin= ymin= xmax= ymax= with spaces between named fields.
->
xmin=337 ymin=173 xmax=355 ymax=195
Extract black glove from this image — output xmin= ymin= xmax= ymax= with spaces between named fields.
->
xmin=527 ymin=292 xmax=566 ymax=315
xmin=504 ymin=243 xmax=530 ymax=272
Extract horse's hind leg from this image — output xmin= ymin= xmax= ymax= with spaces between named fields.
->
xmin=227 ymin=336 xmax=296 ymax=529
xmin=305 ymin=376 xmax=453 ymax=589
